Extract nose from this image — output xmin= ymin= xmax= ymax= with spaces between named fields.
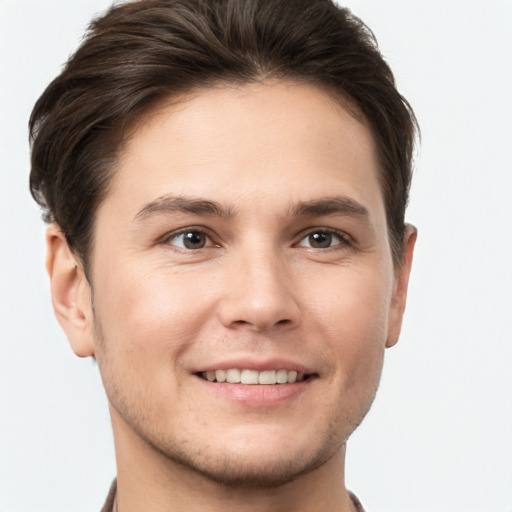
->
xmin=217 ymin=249 xmax=301 ymax=332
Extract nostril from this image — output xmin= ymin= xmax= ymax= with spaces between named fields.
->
xmin=232 ymin=318 xmax=291 ymax=329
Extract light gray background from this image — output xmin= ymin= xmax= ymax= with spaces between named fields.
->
xmin=1 ymin=1 xmax=511 ymax=511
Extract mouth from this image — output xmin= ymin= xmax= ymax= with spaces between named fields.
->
xmin=194 ymin=362 xmax=318 ymax=405
xmin=197 ymin=369 xmax=312 ymax=385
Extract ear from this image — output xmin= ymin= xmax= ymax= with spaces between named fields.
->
xmin=46 ymin=224 xmax=95 ymax=357
xmin=386 ymin=224 xmax=417 ymax=348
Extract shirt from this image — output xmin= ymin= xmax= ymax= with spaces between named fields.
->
xmin=101 ymin=479 xmax=366 ymax=511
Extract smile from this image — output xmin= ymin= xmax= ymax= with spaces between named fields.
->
xmin=199 ymin=369 xmax=307 ymax=385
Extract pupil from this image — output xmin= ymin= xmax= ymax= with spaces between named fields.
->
xmin=310 ymin=232 xmax=331 ymax=248
xmin=183 ymin=231 xmax=205 ymax=249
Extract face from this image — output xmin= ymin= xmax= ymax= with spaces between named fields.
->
xmin=69 ymin=81 xmax=413 ymax=485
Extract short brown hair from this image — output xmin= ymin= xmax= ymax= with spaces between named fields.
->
xmin=29 ymin=0 xmax=418 ymax=274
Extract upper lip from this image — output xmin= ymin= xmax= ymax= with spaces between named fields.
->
xmin=193 ymin=357 xmax=316 ymax=375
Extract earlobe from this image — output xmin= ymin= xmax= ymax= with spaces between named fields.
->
xmin=386 ymin=224 xmax=417 ymax=348
xmin=46 ymin=224 xmax=95 ymax=357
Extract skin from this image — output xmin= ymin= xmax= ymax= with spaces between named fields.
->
xmin=47 ymin=81 xmax=416 ymax=512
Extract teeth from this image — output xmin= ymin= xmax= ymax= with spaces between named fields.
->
xmin=215 ymin=369 xmax=226 ymax=383
xmin=203 ymin=369 xmax=306 ymax=385
xmin=258 ymin=370 xmax=276 ymax=385
xmin=226 ymin=369 xmax=241 ymax=383
xmin=241 ymin=369 xmax=259 ymax=384
xmin=276 ymin=369 xmax=288 ymax=384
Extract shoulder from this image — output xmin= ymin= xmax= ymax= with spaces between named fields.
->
xmin=349 ymin=490 xmax=366 ymax=512
xmin=101 ymin=479 xmax=117 ymax=512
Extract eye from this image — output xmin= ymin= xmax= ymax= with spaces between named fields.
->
xmin=164 ymin=229 xmax=213 ymax=250
xmin=297 ymin=230 xmax=349 ymax=249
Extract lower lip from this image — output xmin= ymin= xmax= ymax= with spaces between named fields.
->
xmin=196 ymin=376 xmax=313 ymax=407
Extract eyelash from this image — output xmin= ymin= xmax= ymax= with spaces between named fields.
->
xmin=296 ymin=228 xmax=353 ymax=250
xmin=159 ymin=227 xmax=353 ymax=251
xmin=158 ymin=227 xmax=217 ymax=251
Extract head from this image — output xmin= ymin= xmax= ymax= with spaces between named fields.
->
xmin=30 ymin=0 xmax=418 ymax=490
xmin=30 ymin=0 xmax=416 ymax=276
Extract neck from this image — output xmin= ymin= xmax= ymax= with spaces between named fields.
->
xmin=110 ymin=410 xmax=355 ymax=512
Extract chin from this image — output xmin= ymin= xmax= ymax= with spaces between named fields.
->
xmin=150 ymin=436 xmax=339 ymax=488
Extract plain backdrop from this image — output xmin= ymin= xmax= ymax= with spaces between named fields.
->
xmin=1 ymin=1 xmax=511 ymax=511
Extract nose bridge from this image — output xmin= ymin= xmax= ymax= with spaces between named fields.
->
xmin=217 ymin=241 xmax=301 ymax=331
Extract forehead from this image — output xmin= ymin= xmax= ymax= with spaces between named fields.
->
xmin=104 ymin=81 xmax=384 ymax=222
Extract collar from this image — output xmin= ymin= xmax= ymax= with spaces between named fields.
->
xmin=102 ymin=479 xmax=366 ymax=511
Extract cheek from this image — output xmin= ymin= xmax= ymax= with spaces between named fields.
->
xmin=312 ymin=265 xmax=392 ymax=383
xmin=92 ymin=265 xmax=213 ymax=375
xmin=91 ymin=266 xmax=218 ymax=424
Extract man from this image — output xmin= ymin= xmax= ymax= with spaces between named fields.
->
xmin=29 ymin=0 xmax=417 ymax=510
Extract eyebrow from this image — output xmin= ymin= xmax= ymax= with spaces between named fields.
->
xmin=134 ymin=194 xmax=369 ymax=222
xmin=292 ymin=197 xmax=370 ymax=221
xmin=134 ymin=195 xmax=234 ymax=221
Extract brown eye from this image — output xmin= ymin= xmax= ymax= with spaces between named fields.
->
xmin=308 ymin=232 xmax=332 ymax=248
xmin=298 ymin=230 xmax=347 ymax=249
xmin=182 ymin=231 xmax=206 ymax=249
xmin=167 ymin=230 xmax=209 ymax=249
